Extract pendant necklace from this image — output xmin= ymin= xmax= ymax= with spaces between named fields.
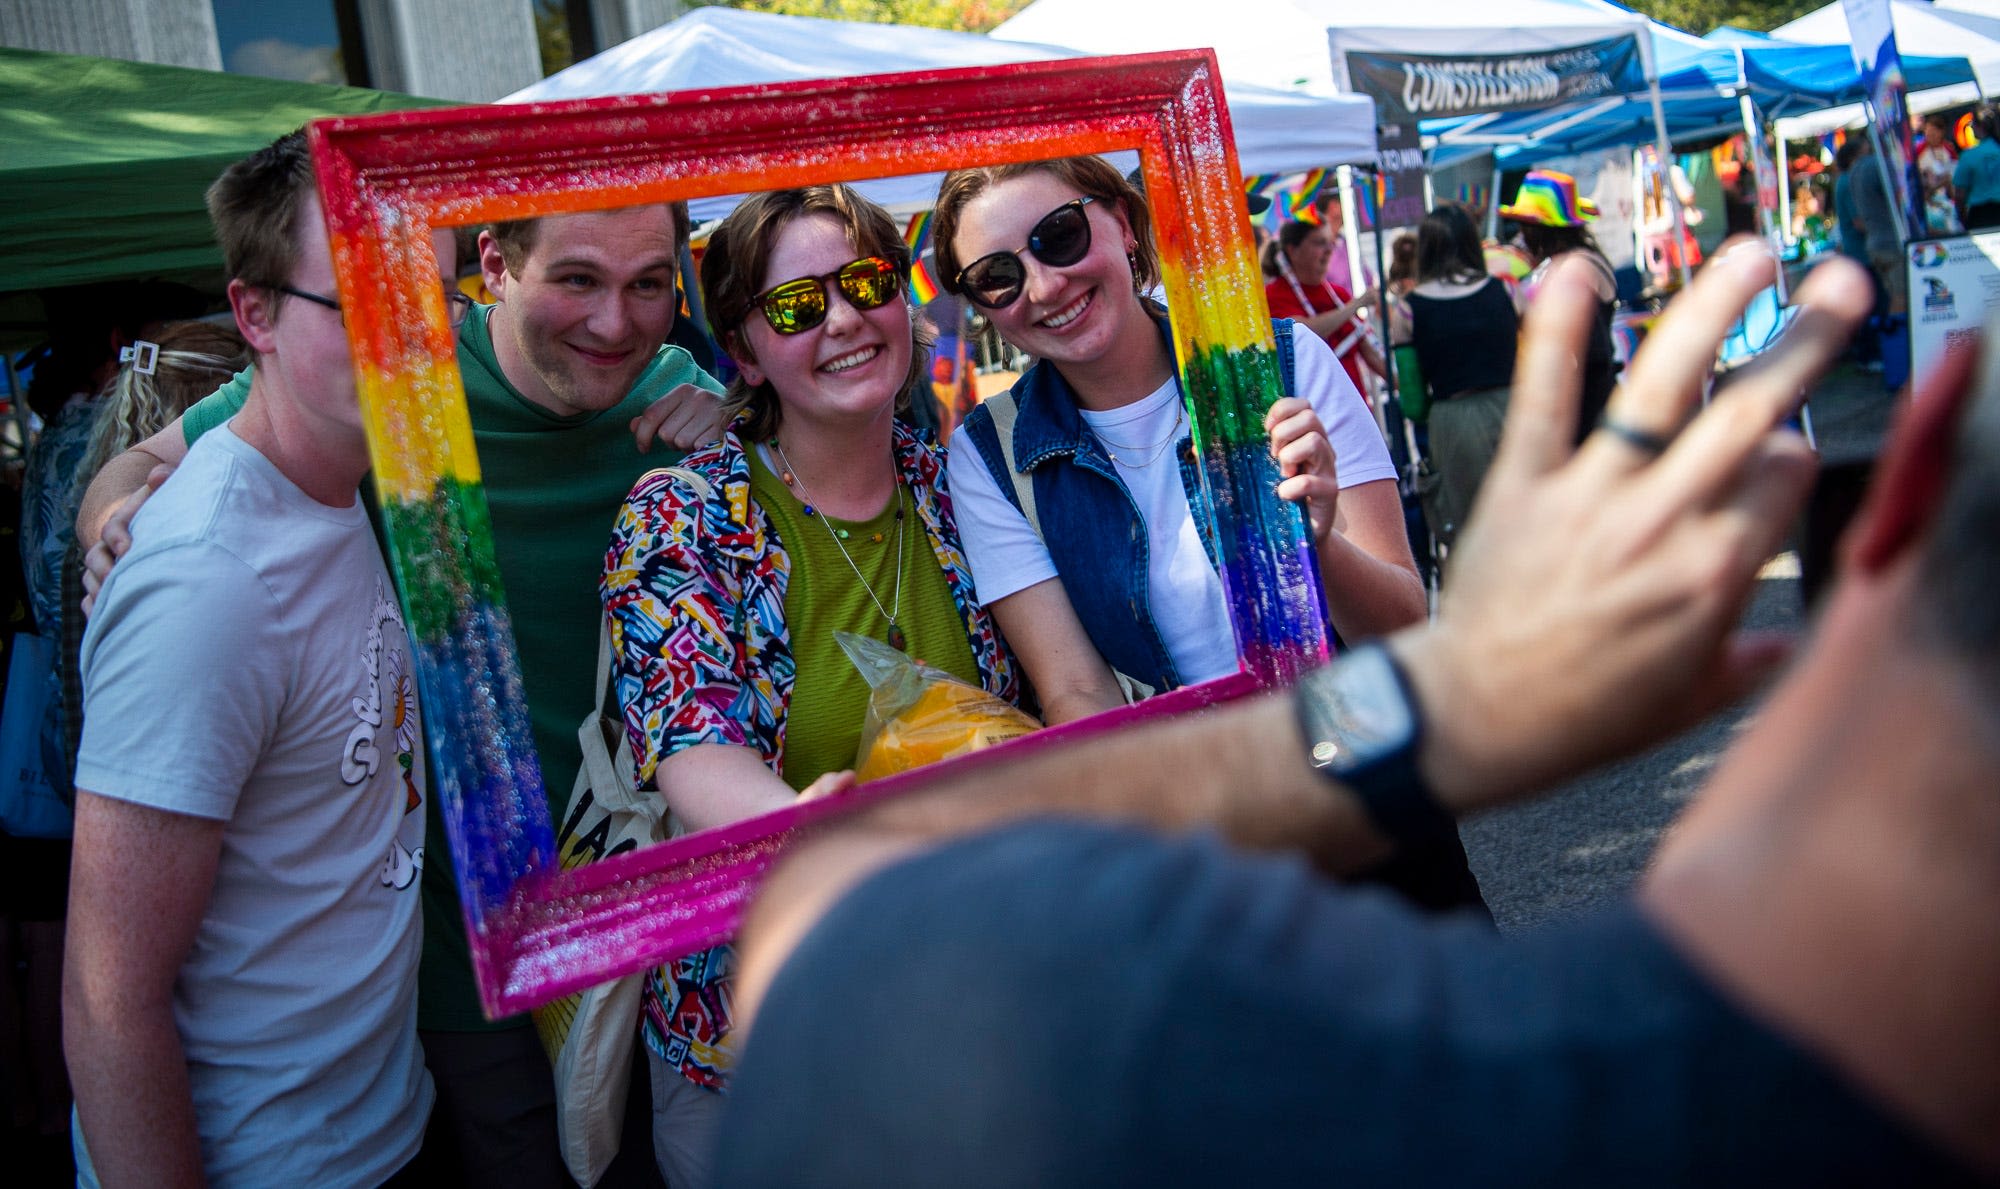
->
xmin=1094 ymin=402 xmax=1185 ymax=469
xmin=770 ymin=437 xmax=908 ymax=651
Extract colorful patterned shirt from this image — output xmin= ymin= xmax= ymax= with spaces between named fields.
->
xmin=602 ymin=417 xmax=1016 ymax=1088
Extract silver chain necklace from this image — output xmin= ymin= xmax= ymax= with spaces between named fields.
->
xmin=769 ymin=436 xmax=908 ymax=651
xmin=1095 ymin=403 xmax=1186 ymax=469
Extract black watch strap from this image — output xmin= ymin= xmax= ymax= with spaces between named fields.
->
xmin=1293 ymin=644 xmax=1459 ymax=854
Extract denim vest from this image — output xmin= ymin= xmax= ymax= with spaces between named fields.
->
xmin=960 ymin=317 xmax=1297 ymax=693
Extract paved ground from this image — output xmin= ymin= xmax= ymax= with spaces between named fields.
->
xmin=1461 ymin=362 xmax=1899 ymax=930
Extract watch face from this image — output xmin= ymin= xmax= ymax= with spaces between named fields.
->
xmin=1305 ymin=646 xmax=1415 ymax=774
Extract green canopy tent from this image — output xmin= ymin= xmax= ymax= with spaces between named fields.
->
xmin=0 ymin=47 xmax=450 ymax=339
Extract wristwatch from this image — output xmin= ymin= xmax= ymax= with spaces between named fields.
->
xmin=1292 ymin=643 xmax=1457 ymax=853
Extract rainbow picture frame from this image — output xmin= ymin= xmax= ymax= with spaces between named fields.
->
xmin=307 ymin=51 xmax=1330 ymax=1019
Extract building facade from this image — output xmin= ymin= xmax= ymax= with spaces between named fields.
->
xmin=0 ymin=0 xmax=690 ymax=101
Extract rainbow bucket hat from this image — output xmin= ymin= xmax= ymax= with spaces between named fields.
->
xmin=1500 ymin=169 xmax=1599 ymax=227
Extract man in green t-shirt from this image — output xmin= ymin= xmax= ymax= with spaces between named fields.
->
xmin=76 ymin=204 xmax=726 ymax=1189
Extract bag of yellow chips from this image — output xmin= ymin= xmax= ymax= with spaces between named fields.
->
xmin=837 ymin=631 xmax=1041 ymax=782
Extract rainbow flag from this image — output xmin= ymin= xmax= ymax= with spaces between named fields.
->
xmin=1357 ymin=172 xmax=1386 ymax=229
xmin=904 ymin=210 xmax=933 ymax=254
xmin=1288 ymin=169 xmax=1330 ymax=222
xmin=1244 ymin=174 xmax=1283 ymax=235
xmin=908 ymin=256 xmax=940 ymax=306
xmin=903 ymin=211 xmax=940 ymax=306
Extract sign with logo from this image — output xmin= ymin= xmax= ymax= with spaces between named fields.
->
xmin=1907 ymin=232 xmax=2000 ymax=377
xmin=1342 ymin=36 xmax=1645 ymax=122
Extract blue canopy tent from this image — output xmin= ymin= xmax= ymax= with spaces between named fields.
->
xmin=1428 ymin=34 xmax=1976 ymax=165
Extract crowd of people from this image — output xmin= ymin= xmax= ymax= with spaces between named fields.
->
xmin=1 ymin=117 xmax=1997 ymax=1189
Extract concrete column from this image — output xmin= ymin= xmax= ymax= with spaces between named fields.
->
xmin=589 ymin=0 xmax=688 ymax=51
xmin=357 ymin=0 xmax=542 ymax=102
xmin=0 ymin=0 xmax=221 ymax=70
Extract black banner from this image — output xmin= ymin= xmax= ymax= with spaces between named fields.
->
xmin=1373 ymin=120 xmax=1427 ymax=230
xmin=1344 ymin=35 xmax=1645 ymax=122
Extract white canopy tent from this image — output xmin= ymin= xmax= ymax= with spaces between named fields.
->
xmin=505 ymin=6 xmax=1378 ymax=222
xmin=996 ymin=0 xmax=1365 ymax=95
xmin=1936 ymin=0 xmax=2000 ymax=19
xmin=996 ymin=0 xmax=1668 ymax=96
xmin=1768 ymin=0 xmax=1998 ymax=139
xmin=1774 ymin=0 xmax=2000 ymax=89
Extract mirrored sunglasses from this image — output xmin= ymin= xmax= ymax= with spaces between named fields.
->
xmin=753 ymin=256 xmax=903 ymax=335
xmin=955 ymin=196 xmax=1097 ymax=310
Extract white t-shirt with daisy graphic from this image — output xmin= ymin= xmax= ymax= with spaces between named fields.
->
xmin=74 ymin=423 xmax=431 ymax=1189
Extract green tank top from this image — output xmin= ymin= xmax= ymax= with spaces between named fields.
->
xmin=746 ymin=444 xmax=978 ymax=790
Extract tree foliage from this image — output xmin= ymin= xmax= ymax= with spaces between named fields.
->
xmin=692 ymin=0 xmax=1031 ymax=34
xmin=534 ymin=0 xmax=576 ymax=76
xmin=1620 ymin=0 xmax=1822 ymax=37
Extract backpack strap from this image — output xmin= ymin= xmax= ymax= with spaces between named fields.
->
xmin=979 ymin=390 xmax=1043 ymax=543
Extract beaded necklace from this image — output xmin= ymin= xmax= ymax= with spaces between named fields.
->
xmin=768 ymin=437 xmax=908 ymax=651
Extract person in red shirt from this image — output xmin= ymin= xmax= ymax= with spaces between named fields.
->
xmin=1262 ymin=219 xmax=1380 ymax=399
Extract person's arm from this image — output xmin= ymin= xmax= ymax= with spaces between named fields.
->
xmin=985 ymin=579 xmax=1126 ymax=725
xmin=604 ymin=469 xmax=837 ymax=831
xmin=1354 ymin=335 xmax=1387 ymax=383
xmin=654 ymin=744 xmax=854 ymax=835
xmin=64 ymin=792 xmax=224 ymax=1189
xmin=1286 ymin=288 xmax=1379 ymax=344
xmin=1266 ymin=283 xmax=1376 ymax=346
xmin=75 ymin=418 xmax=188 ymax=553
xmin=629 ymin=381 xmax=728 ymax=454
xmin=77 ymin=461 xmax=174 ymax=618
xmin=736 ymin=243 xmax=1873 ymax=1027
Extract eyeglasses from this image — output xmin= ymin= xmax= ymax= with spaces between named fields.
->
xmin=274 ymin=284 xmax=476 ymax=329
xmin=750 ymin=256 xmax=903 ymax=335
xmin=954 ymin=196 xmax=1097 ymax=311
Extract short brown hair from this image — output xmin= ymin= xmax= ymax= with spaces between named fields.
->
xmin=488 ymin=203 xmax=692 ymax=277
xmin=932 ymin=157 xmax=1158 ymax=299
xmin=205 ymin=129 xmax=315 ymax=292
xmin=699 ymin=185 xmax=932 ymax=442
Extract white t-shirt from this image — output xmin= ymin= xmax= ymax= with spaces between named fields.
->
xmin=947 ymin=326 xmax=1394 ymax=686
xmin=74 ymin=425 xmax=431 ymax=1189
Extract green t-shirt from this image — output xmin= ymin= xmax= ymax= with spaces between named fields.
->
xmin=745 ymin=445 xmax=978 ymax=790
xmin=183 ymin=302 xmax=723 ymax=1029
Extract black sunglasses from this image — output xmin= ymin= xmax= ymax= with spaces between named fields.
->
xmin=749 ymin=256 xmax=903 ymax=336
xmin=954 ymin=196 xmax=1097 ymax=310
xmin=275 ymin=284 xmax=476 ymax=329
